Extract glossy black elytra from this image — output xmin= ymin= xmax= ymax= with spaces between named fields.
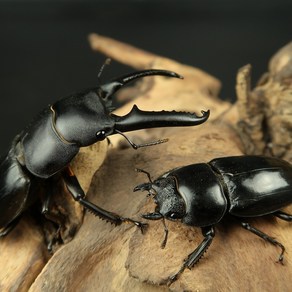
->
xmin=134 ymin=155 xmax=292 ymax=284
xmin=0 ymin=67 xmax=209 ymax=249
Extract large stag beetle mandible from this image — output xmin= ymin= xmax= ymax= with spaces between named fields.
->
xmin=0 ymin=66 xmax=209 ymax=248
xmin=135 ymin=155 xmax=292 ymax=284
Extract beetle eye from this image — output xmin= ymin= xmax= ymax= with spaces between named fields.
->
xmin=96 ymin=130 xmax=106 ymax=139
xmin=169 ymin=213 xmax=179 ymax=219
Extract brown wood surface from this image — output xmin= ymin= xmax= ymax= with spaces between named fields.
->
xmin=0 ymin=35 xmax=291 ymax=292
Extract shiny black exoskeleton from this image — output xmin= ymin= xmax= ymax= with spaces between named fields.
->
xmin=0 ymin=68 xmax=210 ymax=245
xmin=134 ymin=155 xmax=292 ymax=283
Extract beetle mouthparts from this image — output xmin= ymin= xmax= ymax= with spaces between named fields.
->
xmin=142 ymin=212 xmax=163 ymax=220
xmin=113 ymin=105 xmax=210 ymax=134
xmin=133 ymin=182 xmax=152 ymax=192
xmin=99 ymin=69 xmax=183 ymax=100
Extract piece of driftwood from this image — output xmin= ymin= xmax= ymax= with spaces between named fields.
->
xmin=236 ymin=42 xmax=292 ymax=162
xmin=1 ymin=35 xmax=291 ymax=292
xmin=0 ymin=141 xmax=108 ymax=292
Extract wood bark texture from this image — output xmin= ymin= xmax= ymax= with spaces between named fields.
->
xmin=1 ymin=35 xmax=291 ymax=292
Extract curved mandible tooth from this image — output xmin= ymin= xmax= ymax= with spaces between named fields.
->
xmin=113 ymin=105 xmax=210 ymax=133
xmin=99 ymin=69 xmax=183 ymax=100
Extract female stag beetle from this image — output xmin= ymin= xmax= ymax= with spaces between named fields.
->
xmin=0 ymin=67 xmax=209 ymax=247
xmin=134 ymin=155 xmax=292 ymax=284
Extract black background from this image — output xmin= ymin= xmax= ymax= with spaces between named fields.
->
xmin=0 ymin=0 xmax=291 ymax=154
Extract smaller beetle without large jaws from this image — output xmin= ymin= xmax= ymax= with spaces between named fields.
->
xmin=134 ymin=155 xmax=292 ymax=284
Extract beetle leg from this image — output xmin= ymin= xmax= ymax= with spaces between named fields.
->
xmin=240 ymin=222 xmax=285 ymax=263
xmin=62 ymin=167 xmax=147 ymax=233
xmin=167 ymin=226 xmax=215 ymax=285
xmin=142 ymin=212 xmax=168 ymax=247
xmin=41 ymin=183 xmax=66 ymax=252
xmin=273 ymin=210 xmax=292 ymax=221
xmin=161 ymin=218 xmax=169 ymax=249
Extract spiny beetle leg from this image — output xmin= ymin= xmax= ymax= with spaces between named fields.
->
xmin=240 ymin=221 xmax=285 ymax=263
xmin=167 ymin=226 xmax=215 ymax=286
xmin=62 ymin=167 xmax=146 ymax=232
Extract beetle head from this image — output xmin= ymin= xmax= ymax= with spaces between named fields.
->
xmin=134 ymin=175 xmax=186 ymax=221
xmin=134 ymin=173 xmax=186 ymax=249
xmin=53 ymin=67 xmax=209 ymax=148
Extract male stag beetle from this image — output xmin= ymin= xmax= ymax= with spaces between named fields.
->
xmin=0 ymin=66 xmax=210 ymax=248
xmin=134 ymin=155 xmax=292 ymax=284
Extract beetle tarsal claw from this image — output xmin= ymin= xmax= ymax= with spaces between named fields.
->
xmin=120 ymin=217 xmax=148 ymax=233
xmin=166 ymin=273 xmax=180 ymax=286
xmin=138 ymin=222 xmax=148 ymax=234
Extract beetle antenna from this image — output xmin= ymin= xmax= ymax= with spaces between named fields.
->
xmin=115 ymin=129 xmax=168 ymax=150
xmin=97 ymin=58 xmax=111 ymax=84
xmin=161 ymin=217 xmax=169 ymax=249
xmin=135 ymin=168 xmax=153 ymax=183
